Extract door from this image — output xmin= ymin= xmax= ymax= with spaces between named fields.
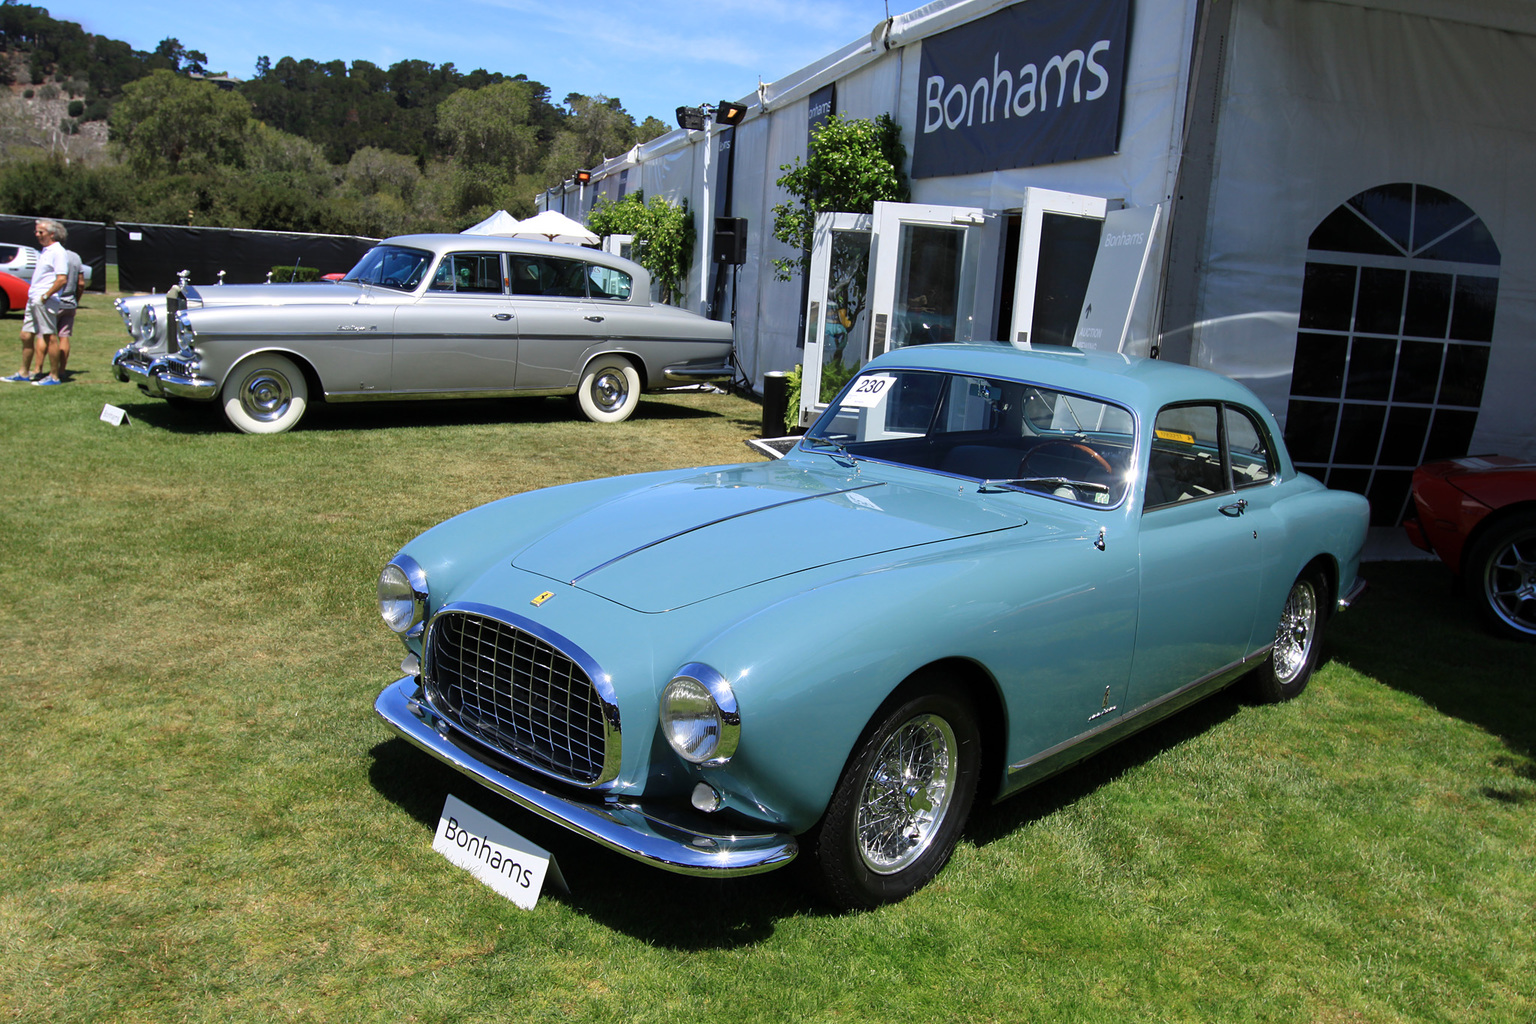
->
xmin=1006 ymin=188 xmax=1113 ymax=348
xmin=868 ymin=201 xmax=1001 ymax=359
xmin=797 ymin=212 xmax=872 ymax=428
xmin=1128 ymin=402 xmax=1276 ymax=710
xmin=391 ymin=251 xmax=520 ymax=393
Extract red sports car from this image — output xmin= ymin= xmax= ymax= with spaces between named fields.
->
xmin=1404 ymin=455 xmax=1536 ymax=640
xmin=0 ymin=269 xmax=28 ymax=315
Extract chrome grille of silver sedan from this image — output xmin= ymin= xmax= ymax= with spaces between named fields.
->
xmin=424 ymin=610 xmax=612 ymax=786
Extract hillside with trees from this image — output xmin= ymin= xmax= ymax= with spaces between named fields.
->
xmin=0 ymin=2 xmax=671 ymax=234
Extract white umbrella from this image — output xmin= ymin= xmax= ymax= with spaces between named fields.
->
xmin=511 ymin=210 xmax=600 ymax=245
xmin=461 ymin=209 xmax=524 ymax=236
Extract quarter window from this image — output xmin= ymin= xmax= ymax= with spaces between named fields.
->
xmin=587 ymin=265 xmax=633 ymax=301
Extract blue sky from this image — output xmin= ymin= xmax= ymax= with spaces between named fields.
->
xmin=56 ymin=0 xmax=908 ymax=125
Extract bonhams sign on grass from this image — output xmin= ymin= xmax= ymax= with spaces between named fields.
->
xmin=912 ymin=0 xmax=1129 ymax=178
xmin=434 ymin=794 xmax=567 ymax=910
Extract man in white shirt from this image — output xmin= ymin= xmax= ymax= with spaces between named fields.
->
xmin=5 ymin=219 xmax=69 ymax=384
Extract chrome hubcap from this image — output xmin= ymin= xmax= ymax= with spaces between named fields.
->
xmin=238 ymin=371 xmax=292 ymax=422
xmin=1484 ymin=534 xmax=1536 ymax=635
xmin=592 ymin=371 xmax=629 ymax=413
xmin=856 ymin=713 xmax=957 ymax=874
xmin=1272 ymin=580 xmax=1317 ymax=684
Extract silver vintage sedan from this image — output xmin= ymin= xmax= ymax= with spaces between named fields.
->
xmin=111 ymin=235 xmax=735 ymax=433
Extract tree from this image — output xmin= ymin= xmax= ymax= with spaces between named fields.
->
xmin=436 ymin=80 xmax=541 ymax=174
xmin=771 ymin=113 xmax=909 ymax=281
xmin=771 ymin=114 xmax=909 ymax=389
xmin=586 ymin=192 xmax=695 ymax=305
xmin=109 ymin=69 xmax=252 ymax=173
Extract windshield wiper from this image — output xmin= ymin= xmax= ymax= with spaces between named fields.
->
xmin=978 ymin=476 xmax=1110 ymax=494
xmin=800 ymin=434 xmax=859 ymax=467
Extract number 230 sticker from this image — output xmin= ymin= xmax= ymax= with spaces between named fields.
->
xmin=841 ymin=374 xmax=894 ymax=408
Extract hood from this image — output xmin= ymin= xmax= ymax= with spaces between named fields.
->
xmin=187 ymin=282 xmax=362 ymax=306
xmin=510 ymin=462 xmax=1030 ymax=612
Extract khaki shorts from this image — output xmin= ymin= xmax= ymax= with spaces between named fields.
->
xmin=56 ymin=308 xmax=75 ymax=338
xmin=23 ymin=300 xmax=58 ymax=336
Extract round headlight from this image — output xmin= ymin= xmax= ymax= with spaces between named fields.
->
xmin=377 ymin=556 xmax=428 ymax=636
xmin=660 ymin=664 xmax=739 ymax=766
xmin=138 ymin=305 xmax=157 ymax=346
xmin=173 ymin=311 xmax=196 ymax=353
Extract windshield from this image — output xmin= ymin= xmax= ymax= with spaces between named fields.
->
xmin=342 ymin=245 xmax=434 ymax=291
xmin=804 ymin=368 xmax=1136 ymax=506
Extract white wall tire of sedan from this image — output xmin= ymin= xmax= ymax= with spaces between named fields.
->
xmin=1251 ymin=568 xmax=1331 ymax=703
xmin=575 ymin=356 xmax=641 ymax=423
xmin=221 ymin=353 xmax=310 ymax=434
xmin=810 ymin=678 xmax=982 ymax=911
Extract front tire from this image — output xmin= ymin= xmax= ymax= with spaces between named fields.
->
xmin=1252 ymin=569 xmax=1329 ymax=703
xmin=1462 ymin=510 xmax=1536 ymax=641
xmin=810 ymin=682 xmax=980 ymax=910
xmin=221 ymin=354 xmax=309 ymax=434
xmin=575 ymin=356 xmax=641 ymax=423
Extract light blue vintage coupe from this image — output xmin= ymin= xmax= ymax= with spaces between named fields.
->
xmin=374 ymin=343 xmax=1370 ymax=908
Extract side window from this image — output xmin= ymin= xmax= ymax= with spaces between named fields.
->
xmin=429 ymin=253 xmax=504 ymax=294
xmin=1225 ymin=405 xmax=1276 ymax=487
xmin=1146 ymin=404 xmax=1226 ymax=509
xmin=508 ymin=255 xmax=586 ymax=297
xmin=587 ymin=264 xmax=633 ymax=300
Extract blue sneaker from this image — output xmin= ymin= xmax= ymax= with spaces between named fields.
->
xmin=32 ymin=376 xmax=63 ymax=386
xmin=1 ymin=373 xmax=30 ymax=382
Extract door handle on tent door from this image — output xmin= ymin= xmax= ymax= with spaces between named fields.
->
xmin=1219 ymin=498 xmax=1248 ymax=517
xmin=492 ymin=312 xmax=513 ymax=321
xmin=584 ymin=314 xmax=605 ymax=323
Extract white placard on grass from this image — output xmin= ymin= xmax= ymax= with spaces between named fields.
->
xmin=433 ymin=794 xmax=567 ymax=910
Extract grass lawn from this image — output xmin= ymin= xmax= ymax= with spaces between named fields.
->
xmin=0 ymin=290 xmax=1532 ymax=1023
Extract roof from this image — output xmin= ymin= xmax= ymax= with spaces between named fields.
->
xmin=863 ymin=342 xmax=1269 ymax=411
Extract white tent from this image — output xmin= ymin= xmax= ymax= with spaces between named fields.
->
xmin=510 ymin=210 xmax=600 ymax=245
xmin=460 ymin=209 xmax=524 ymax=236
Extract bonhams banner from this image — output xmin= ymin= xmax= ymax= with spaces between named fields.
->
xmin=912 ymin=0 xmax=1130 ymax=179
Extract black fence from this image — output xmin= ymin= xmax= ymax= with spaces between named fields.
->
xmin=0 ymin=214 xmax=108 ymax=292
xmin=115 ymin=223 xmax=379 ymax=293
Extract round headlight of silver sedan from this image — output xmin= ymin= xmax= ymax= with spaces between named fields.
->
xmin=138 ymin=304 xmax=157 ymax=347
xmin=377 ymin=555 xmax=428 ymax=636
xmin=660 ymin=663 xmax=740 ymax=766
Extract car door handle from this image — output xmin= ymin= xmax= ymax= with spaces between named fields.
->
xmin=492 ymin=312 xmax=513 ymax=321
xmin=584 ymin=314 xmax=605 ymax=323
xmin=1219 ymin=498 xmax=1248 ymax=517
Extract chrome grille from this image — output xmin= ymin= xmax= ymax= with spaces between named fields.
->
xmin=425 ymin=610 xmax=612 ymax=785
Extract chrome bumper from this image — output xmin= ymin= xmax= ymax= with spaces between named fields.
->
xmin=374 ymin=676 xmax=797 ymax=877
xmin=112 ymin=348 xmax=218 ymax=401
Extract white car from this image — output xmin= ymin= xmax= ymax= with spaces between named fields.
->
xmin=0 ymin=243 xmax=39 ymax=279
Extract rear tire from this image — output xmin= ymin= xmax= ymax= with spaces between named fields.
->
xmin=1251 ymin=569 xmax=1329 ymax=702
xmin=575 ymin=356 xmax=640 ymax=423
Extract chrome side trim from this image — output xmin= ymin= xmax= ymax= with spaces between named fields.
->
xmin=662 ymin=361 xmax=734 ymax=385
xmin=1338 ymin=576 xmax=1367 ymax=611
xmin=376 ymin=677 xmax=797 ymax=877
xmin=1001 ymin=650 xmax=1266 ymax=797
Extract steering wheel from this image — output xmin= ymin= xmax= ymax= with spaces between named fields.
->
xmin=1018 ymin=440 xmax=1113 ymax=477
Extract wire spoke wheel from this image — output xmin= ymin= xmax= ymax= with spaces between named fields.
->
xmin=1271 ymin=577 xmax=1318 ymax=686
xmin=855 ymin=713 xmax=958 ymax=873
